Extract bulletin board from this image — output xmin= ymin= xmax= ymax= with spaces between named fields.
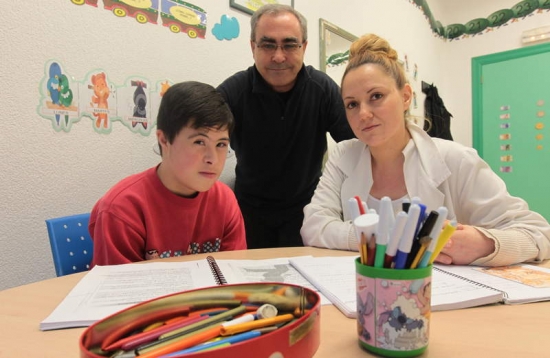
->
xmin=472 ymin=42 xmax=550 ymax=221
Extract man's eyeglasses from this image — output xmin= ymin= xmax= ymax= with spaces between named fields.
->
xmin=255 ymin=42 xmax=303 ymax=54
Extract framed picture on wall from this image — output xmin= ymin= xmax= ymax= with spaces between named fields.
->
xmin=229 ymin=0 xmax=294 ymax=16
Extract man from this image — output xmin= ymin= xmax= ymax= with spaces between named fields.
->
xmin=89 ymin=81 xmax=246 ymax=266
xmin=217 ymin=4 xmax=354 ymax=248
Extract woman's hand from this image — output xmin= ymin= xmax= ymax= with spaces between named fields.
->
xmin=435 ymin=224 xmax=495 ymax=265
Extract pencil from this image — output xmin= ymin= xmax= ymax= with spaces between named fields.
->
xmin=360 ymin=232 xmax=368 ymax=264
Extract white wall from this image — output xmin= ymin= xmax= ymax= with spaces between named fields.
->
xmin=1 ymin=0 xmax=549 ymax=290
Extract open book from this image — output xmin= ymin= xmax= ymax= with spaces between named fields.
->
xmin=40 ymin=256 xmax=328 ymax=331
xmin=288 ymin=256 xmax=550 ymax=318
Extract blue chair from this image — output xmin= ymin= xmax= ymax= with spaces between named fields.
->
xmin=46 ymin=213 xmax=93 ymax=276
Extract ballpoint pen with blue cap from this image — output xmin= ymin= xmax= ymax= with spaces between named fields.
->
xmin=393 ymin=204 xmax=421 ymax=269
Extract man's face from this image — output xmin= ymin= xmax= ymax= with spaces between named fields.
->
xmin=251 ymin=12 xmax=307 ymax=93
xmin=157 ymin=126 xmax=229 ymax=197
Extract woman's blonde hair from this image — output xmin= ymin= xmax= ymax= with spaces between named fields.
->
xmin=342 ymin=34 xmax=407 ymax=90
xmin=342 ymin=34 xmax=430 ymax=129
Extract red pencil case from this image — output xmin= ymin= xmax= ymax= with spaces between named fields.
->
xmin=80 ymin=282 xmax=321 ymax=358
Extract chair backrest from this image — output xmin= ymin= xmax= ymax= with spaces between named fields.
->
xmin=45 ymin=213 xmax=93 ymax=277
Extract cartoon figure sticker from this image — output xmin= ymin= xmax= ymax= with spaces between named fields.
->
xmin=38 ymin=61 xmax=79 ymax=131
xmin=87 ymin=71 xmax=114 ymax=131
xmin=356 ymin=273 xmax=430 ymax=351
xmin=37 ymin=60 xmax=172 ymax=135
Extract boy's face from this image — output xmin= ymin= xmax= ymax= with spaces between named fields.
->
xmin=156 ymin=125 xmax=230 ymax=197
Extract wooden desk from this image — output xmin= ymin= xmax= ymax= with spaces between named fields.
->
xmin=0 ymin=247 xmax=547 ymax=357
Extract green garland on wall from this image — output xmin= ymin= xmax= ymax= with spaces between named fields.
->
xmin=411 ymin=0 xmax=550 ymax=40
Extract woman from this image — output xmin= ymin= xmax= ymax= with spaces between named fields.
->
xmin=301 ymin=34 xmax=550 ymax=266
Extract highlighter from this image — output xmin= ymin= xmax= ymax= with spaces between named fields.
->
xmin=428 ymin=220 xmax=458 ymax=265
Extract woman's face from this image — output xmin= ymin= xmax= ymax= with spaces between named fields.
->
xmin=341 ymin=64 xmax=412 ymax=149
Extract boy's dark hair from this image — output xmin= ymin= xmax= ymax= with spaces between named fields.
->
xmin=156 ymin=81 xmax=234 ymax=148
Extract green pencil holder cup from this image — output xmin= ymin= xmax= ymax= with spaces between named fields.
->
xmin=355 ymin=258 xmax=432 ymax=357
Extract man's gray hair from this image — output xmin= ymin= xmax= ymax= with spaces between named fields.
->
xmin=250 ymin=4 xmax=308 ymax=42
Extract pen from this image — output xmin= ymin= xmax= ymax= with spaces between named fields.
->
xmin=160 ymin=305 xmax=246 ymax=339
xmin=402 ymin=198 xmax=411 ymax=213
xmin=393 ymin=204 xmax=421 ymax=269
xmin=409 ymin=236 xmax=432 ymax=269
xmin=134 ymin=305 xmax=245 ymax=355
xmin=384 ymin=211 xmax=408 ymax=268
xmin=374 ymin=196 xmax=392 ymax=268
xmin=219 ymin=313 xmax=295 ymax=336
xmin=162 ymin=330 xmax=262 ymax=357
xmin=138 ymin=325 xmax=222 ymax=358
xmin=113 ymin=315 xmax=210 ymax=352
xmin=414 ymin=203 xmax=427 ymax=237
xmin=406 ymin=210 xmax=438 ymax=268
xmin=418 ymin=206 xmax=448 ymax=268
xmin=428 ymin=220 xmax=458 ymax=265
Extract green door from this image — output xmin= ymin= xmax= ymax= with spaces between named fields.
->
xmin=472 ymin=43 xmax=550 ymax=221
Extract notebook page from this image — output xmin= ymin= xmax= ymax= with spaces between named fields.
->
xmin=435 ymin=264 xmax=550 ymax=304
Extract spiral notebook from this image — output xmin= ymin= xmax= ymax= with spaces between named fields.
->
xmin=206 ymin=255 xmax=227 ymax=284
xmin=40 ymin=255 xmax=323 ymax=330
xmin=288 ymin=256 xmax=550 ymax=318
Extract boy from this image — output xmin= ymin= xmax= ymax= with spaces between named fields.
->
xmin=89 ymin=81 xmax=246 ymax=266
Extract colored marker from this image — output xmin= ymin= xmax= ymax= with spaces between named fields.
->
xmin=406 ymin=210 xmax=438 ymax=268
xmin=220 ymin=313 xmax=294 ymax=336
xmin=354 ymin=196 xmax=366 ymax=215
xmin=402 ymin=198 xmax=411 ymax=213
xmin=374 ymin=196 xmax=392 ymax=268
xmin=409 ymin=236 xmax=432 ymax=269
xmin=384 ymin=211 xmax=408 ymax=268
xmin=348 ymin=198 xmax=361 ymax=220
xmin=428 ymin=220 xmax=458 ymax=265
xmin=116 ymin=315 xmax=209 ymax=352
xmin=163 ymin=330 xmax=261 ymax=356
xmin=393 ymin=204 xmax=421 ymax=269
xmin=418 ymin=206 xmax=448 ymax=268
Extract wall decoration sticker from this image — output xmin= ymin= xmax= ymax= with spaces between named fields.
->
xmin=38 ymin=60 xmax=173 ymax=135
xmin=160 ymin=0 xmax=207 ymax=38
xmin=70 ymin=0 xmax=207 ymax=39
xmin=38 ymin=60 xmax=80 ymax=132
xmin=83 ymin=71 xmax=117 ymax=132
xmin=408 ymin=0 xmax=550 ymax=41
xmin=212 ymin=14 xmax=240 ymax=40
xmin=103 ymin=0 xmax=160 ymax=25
